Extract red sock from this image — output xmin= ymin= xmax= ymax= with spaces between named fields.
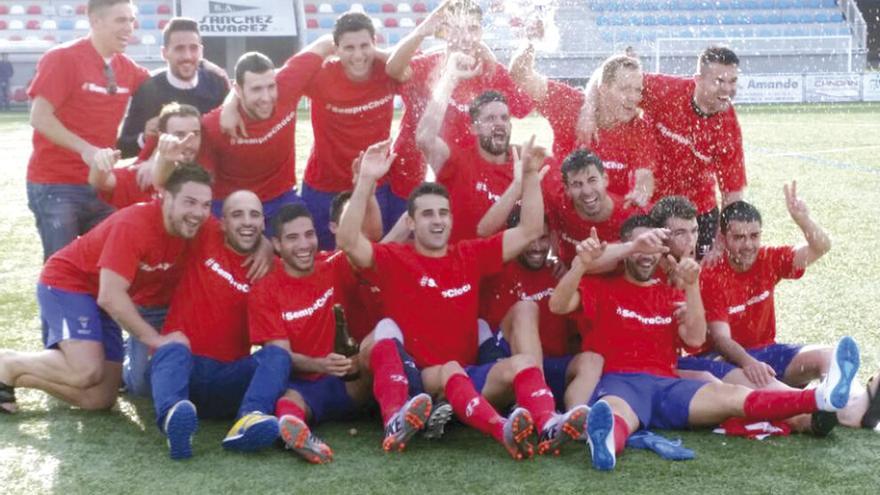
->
xmin=445 ymin=373 xmax=505 ymax=442
xmin=275 ymin=397 xmax=306 ymax=420
xmin=370 ymin=339 xmax=409 ymax=425
xmin=612 ymin=415 xmax=630 ymax=455
xmin=743 ymin=389 xmax=818 ymax=421
xmin=513 ymin=366 xmax=556 ymax=431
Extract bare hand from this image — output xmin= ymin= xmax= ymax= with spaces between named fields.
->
xmin=157 ymin=132 xmax=198 ymax=164
xmin=669 ymin=255 xmax=700 ymax=288
xmin=631 ymin=228 xmax=670 ymax=255
xmin=509 ymin=43 xmax=536 ymax=84
xmin=150 ymin=331 xmax=191 ymax=351
xmin=445 ymin=52 xmax=482 ymax=82
xmin=135 ymin=161 xmax=154 ymax=190
xmin=743 ymin=359 xmax=776 ymax=388
xmin=783 ymin=180 xmax=810 ymax=225
xmin=672 ymin=301 xmax=688 ymax=324
xmin=518 ymin=135 xmax=549 ymax=175
xmin=359 ymin=139 xmax=396 ymax=181
xmin=220 ymin=97 xmax=247 ymax=140
xmin=419 ymin=0 xmax=452 ymax=37
xmin=82 ymin=147 xmax=121 ymax=173
xmin=320 ymin=353 xmax=353 ymax=377
xmin=242 ymin=236 xmax=274 ymax=281
xmin=575 ymin=227 xmax=606 ymax=265
xmin=624 ymin=169 xmax=654 ymax=208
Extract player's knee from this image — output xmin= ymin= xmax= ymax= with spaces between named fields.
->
xmin=69 ymin=362 xmax=105 ymax=389
xmin=75 ymin=389 xmax=118 ymax=411
xmin=708 ymin=382 xmax=752 ymax=410
xmin=440 ymin=361 xmax=466 ymax=382
xmin=571 ymin=352 xmax=603 ymax=375
xmin=373 ymin=318 xmax=404 ymax=343
xmin=507 ymin=353 xmax=538 ymax=373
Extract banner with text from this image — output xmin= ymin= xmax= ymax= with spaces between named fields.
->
xmin=862 ymin=73 xmax=880 ymax=102
xmin=804 ymin=74 xmax=861 ymax=103
xmin=182 ymin=0 xmax=297 ymax=37
xmin=736 ymin=74 xmax=804 ymax=104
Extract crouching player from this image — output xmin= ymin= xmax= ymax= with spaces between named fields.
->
xmin=338 ymin=138 xmax=560 ymax=459
xmin=550 ymin=215 xmax=860 ymax=471
xmin=248 ymin=204 xmax=373 ymax=464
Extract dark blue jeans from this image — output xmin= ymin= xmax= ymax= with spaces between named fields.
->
xmin=26 ymin=182 xmax=114 ymax=261
xmin=122 ymin=306 xmax=168 ymax=397
xmin=150 ymin=343 xmax=292 ymax=430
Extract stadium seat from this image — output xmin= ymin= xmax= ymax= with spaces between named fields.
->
xmin=26 ymin=5 xmax=41 ymax=15
xmin=333 ymin=2 xmax=348 ymax=13
xmin=307 ymin=18 xmax=319 ymax=28
xmin=9 ymin=20 xmax=24 ymax=30
xmin=57 ymin=4 xmax=75 ymax=16
xmin=59 ymin=19 xmax=75 ymax=30
xmin=318 ymin=3 xmax=333 ymax=13
xmin=158 ymin=19 xmax=169 ymax=30
xmin=398 ymin=3 xmax=411 ymax=13
xmin=413 ymin=2 xmax=428 ymax=13
xmin=384 ymin=17 xmax=398 ymax=28
xmin=43 ymin=34 xmax=56 ymax=43
xmin=139 ymin=3 xmax=157 ymax=15
xmin=142 ymin=34 xmax=157 ymax=45
xmin=781 ymin=12 xmax=799 ymax=24
xmin=319 ymin=17 xmax=333 ymax=29
xmin=305 ymin=3 xmax=318 ymax=13
xmin=7 ymin=34 xmax=23 ymax=41
xmin=365 ymin=3 xmax=380 ymax=13
xmin=399 ymin=17 xmax=415 ymax=28
xmin=42 ymin=20 xmax=57 ymax=30
xmin=349 ymin=3 xmax=365 ymax=13
xmin=73 ymin=18 xmax=88 ymax=30
xmin=370 ymin=16 xmax=382 ymax=29
xmin=76 ymin=4 xmax=87 ymax=15
xmin=43 ymin=5 xmax=57 ymax=16
xmin=389 ymin=31 xmax=400 ymax=44
xmin=0 ymin=21 xmax=6 ymax=30
xmin=375 ymin=32 xmax=385 ymax=43
xmin=0 ymin=6 xmax=7 ymax=15
xmin=141 ymin=19 xmax=157 ymax=30
xmin=157 ymin=4 xmax=171 ymax=14
xmin=10 ymin=5 xmax=25 ymax=15
xmin=381 ymin=3 xmax=396 ymax=13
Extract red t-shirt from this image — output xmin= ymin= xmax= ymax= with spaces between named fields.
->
xmin=303 ymin=58 xmax=399 ymax=193
xmin=337 ymin=274 xmax=384 ymax=344
xmin=538 ymin=80 xmax=659 ymax=198
xmin=436 ymin=144 xmax=514 ymax=244
xmin=578 ymin=275 xmax=685 ymax=377
xmin=701 ymin=246 xmax=804 ymax=350
xmin=96 ymin=161 xmax=156 ymax=209
xmin=39 ymin=200 xmax=194 ymax=307
xmin=390 ymin=52 xmax=534 ymax=198
xmin=248 ymin=251 xmax=357 ymax=380
xmin=640 ymin=73 xmax=746 ymax=214
xmin=546 ymin=192 xmax=639 ymax=266
xmin=480 ymin=261 xmax=574 ymax=358
xmin=198 ymin=52 xmax=323 ymax=201
xmin=27 ymin=38 xmax=149 ymax=184
xmin=362 ymin=234 xmax=505 ymax=367
xmin=161 ymin=221 xmax=252 ymax=362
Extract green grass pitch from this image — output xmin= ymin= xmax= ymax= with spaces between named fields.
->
xmin=0 ymin=104 xmax=879 ymax=494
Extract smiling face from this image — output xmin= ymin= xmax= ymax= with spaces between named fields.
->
xmin=723 ymin=220 xmax=762 ymax=272
xmin=274 ymin=216 xmax=319 ymax=276
xmin=236 ymin=69 xmax=277 ymax=121
xmin=518 ymin=224 xmax=551 ymax=270
xmin=162 ymin=114 xmax=202 ymax=163
xmin=163 ymin=181 xmax=212 ymax=239
xmin=336 ymin=29 xmax=376 ymax=81
xmin=623 ymin=226 xmax=662 ymax=282
xmin=90 ymin=2 xmax=135 ymax=56
xmin=599 ymin=65 xmax=643 ymax=125
xmin=564 ymin=165 xmax=609 ymax=219
xmin=406 ymin=194 xmax=452 ymax=255
xmin=472 ymin=101 xmax=511 ymax=157
xmin=694 ymin=62 xmax=738 ymax=114
xmin=221 ymin=191 xmax=264 ymax=254
xmin=162 ymin=30 xmax=202 ymax=81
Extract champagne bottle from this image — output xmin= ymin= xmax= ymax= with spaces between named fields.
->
xmin=333 ymin=304 xmax=360 ymax=381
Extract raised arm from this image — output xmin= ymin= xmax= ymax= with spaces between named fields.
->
xmin=574 ymin=66 xmax=602 ymax=146
xmin=549 ymin=228 xmax=605 ymax=314
xmin=385 ymin=0 xmax=450 ymax=81
xmin=581 ymin=228 xmax=670 ymax=274
xmin=785 ymin=180 xmax=830 ymax=270
xmin=508 ymin=44 xmax=548 ymax=103
xmin=337 ymin=140 xmax=395 ymax=268
xmin=476 ymin=146 xmax=523 ymax=237
xmin=501 ymin=136 xmax=547 ymax=261
xmin=672 ymin=257 xmax=707 ymax=348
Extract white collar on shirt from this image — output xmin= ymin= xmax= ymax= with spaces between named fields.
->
xmin=166 ymin=69 xmax=199 ymax=90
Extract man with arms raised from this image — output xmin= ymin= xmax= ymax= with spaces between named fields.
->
xmin=27 ymin=0 xmax=149 ymax=260
xmin=550 ymin=215 xmax=860 ymax=471
xmin=0 ymin=165 xmax=212 ymax=414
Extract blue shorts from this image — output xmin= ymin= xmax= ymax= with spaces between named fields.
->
xmin=289 ymin=375 xmax=358 ymax=424
xmin=300 ymin=183 xmax=338 ymax=251
xmin=590 ymin=372 xmax=707 ymax=430
xmin=477 ymin=332 xmax=512 ymax=364
xmin=212 ymin=189 xmax=304 ymax=238
xmin=544 ymin=355 xmax=575 ymax=411
xmin=678 ymin=343 xmax=804 ymax=380
xmin=37 ymin=283 xmax=124 ymax=362
xmin=393 ymin=339 xmax=496 ymax=394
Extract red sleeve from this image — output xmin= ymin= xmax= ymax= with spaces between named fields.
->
xmin=275 ymin=52 xmax=325 ymax=101
xmin=361 ymin=242 xmax=395 ymax=286
xmin=714 ymin=110 xmax=746 ymax=193
xmin=700 ymin=272 xmax=729 ymax=323
xmin=577 ymin=276 xmax=600 ymax=320
xmin=248 ymin=278 xmax=287 ymax=344
xmin=539 ymin=79 xmax=583 ymax=144
xmin=463 ymin=233 xmax=505 ymax=278
xmin=330 ymin=251 xmax=358 ymax=294
xmin=489 ymin=63 xmax=534 ymax=118
xmin=96 ymin=219 xmax=147 ymax=283
xmin=27 ymin=49 xmax=73 ymax=107
xmin=766 ymin=246 xmax=805 ymax=280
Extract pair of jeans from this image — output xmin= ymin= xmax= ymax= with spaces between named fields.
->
xmin=26 ymin=182 xmax=114 ymax=261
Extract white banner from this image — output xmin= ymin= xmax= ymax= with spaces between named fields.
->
xmin=862 ymin=73 xmax=880 ymax=102
xmin=804 ymin=74 xmax=861 ymax=103
xmin=736 ymin=75 xmax=803 ymax=104
xmin=182 ymin=0 xmax=297 ymax=37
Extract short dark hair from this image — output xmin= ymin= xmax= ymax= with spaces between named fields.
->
xmin=469 ymin=91 xmax=507 ymax=123
xmin=333 ymin=12 xmax=375 ymax=44
xmin=406 ymin=182 xmax=449 ymax=217
xmin=620 ymin=214 xmax=657 ymax=241
xmin=720 ymin=201 xmax=762 ymax=234
xmin=88 ymin=0 xmax=129 ymax=15
xmin=165 ymin=163 xmax=212 ymax=196
xmin=272 ymin=204 xmax=314 ymax=238
xmin=699 ymin=46 xmax=739 ymax=72
xmin=157 ymin=103 xmax=201 ymax=133
xmin=649 ymin=196 xmax=697 ymax=228
xmin=234 ymin=51 xmax=274 ymax=87
xmin=162 ymin=17 xmax=200 ymax=47
xmin=561 ymin=149 xmax=605 ymax=185
xmin=330 ymin=191 xmax=353 ymax=225
xmin=448 ymin=0 xmax=483 ymax=20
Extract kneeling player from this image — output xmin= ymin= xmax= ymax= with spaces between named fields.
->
xmin=550 ymin=215 xmax=860 ymax=471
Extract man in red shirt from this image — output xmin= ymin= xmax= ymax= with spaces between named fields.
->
xmin=337 ymin=138 xmax=558 ymax=459
xmin=549 ymin=215 xmax=860 ymax=471
xmin=685 ymin=185 xmax=879 ymax=430
xmin=89 ymin=103 xmax=202 ymax=209
xmin=0 ymin=165 xmax=212 ymax=414
xmin=26 ymin=0 xmax=149 ymax=260
xmin=384 ymin=0 xmax=533 ymax=222
xmin=579 ymin=47 xmax=746 ymax=259
xmin=299 ymin=12 xmax=404 ymax=249
xmin=149 ymin=190 xmax=290 ymax=460
xmin=199 ymin=37 xmax=334 ymax=235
